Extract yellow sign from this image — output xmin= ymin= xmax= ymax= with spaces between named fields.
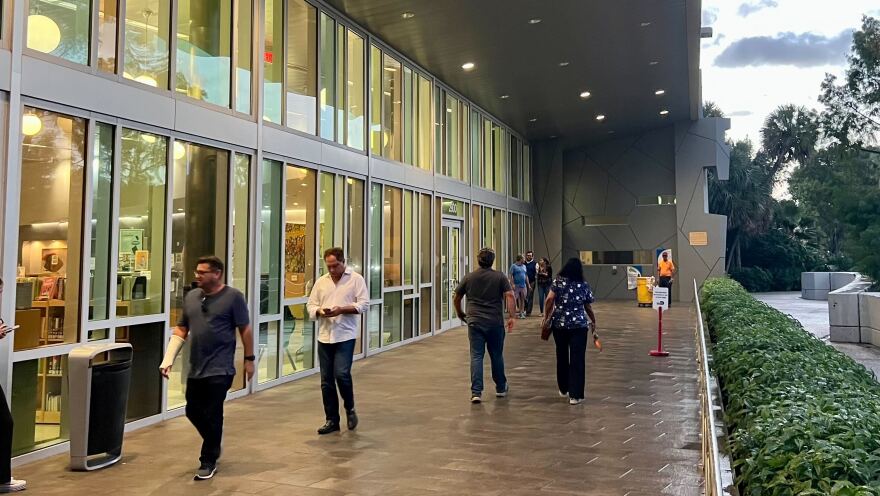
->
xmin=689 ymin=231 xmax=708 ymax=246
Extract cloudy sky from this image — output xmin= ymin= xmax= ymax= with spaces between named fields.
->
xmin=700 ymin=0 xmax=880 ymax=144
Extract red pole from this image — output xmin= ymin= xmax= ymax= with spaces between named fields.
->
xmin=650 ymin=306 xmax=669 ymax=357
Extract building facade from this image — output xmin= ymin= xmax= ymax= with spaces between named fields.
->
xmin=0 ymin=0 xmax=535 ymax=462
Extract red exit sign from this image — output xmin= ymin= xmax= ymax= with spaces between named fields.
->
xmin=264 ymin=51 xmax=273 ymax=63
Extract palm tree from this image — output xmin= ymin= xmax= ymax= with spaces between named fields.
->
xmin=760 ymin=105 xmax=819 ymax=180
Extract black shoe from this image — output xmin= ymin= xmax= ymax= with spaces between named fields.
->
xmin=194 ymin=462 xmax=217 ymax=480
xmin=317 ymin=420 xmax=341 ymax=435
xmin=346 ymin=410 xmax=359 ymax=430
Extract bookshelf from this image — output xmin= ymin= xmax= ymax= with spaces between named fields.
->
xmin=36 ymin=356 xmax=63 ymax=424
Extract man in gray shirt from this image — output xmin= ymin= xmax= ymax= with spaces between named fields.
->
xmin=454 ymin=248 xmax=517 ymax=403
xmin=159 ymin=256 xmax=253 ymax=481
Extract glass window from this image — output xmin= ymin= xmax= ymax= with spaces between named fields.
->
xmin=284 ymin=166 xmax=316 ymax=298
xmin=170 ymin=141 xmax=229 ymax=327
xmin=88 ymin=328 xmax=110 ymax=341
xmin=263 ymin=0 xmax=283 ymax=123
xmin=235 ymin=0 xmax=252 ymax=114
xmin=176 ymin=0 xmax=232 ymax=107
xmin=346 ymin=31 xmax=365 ymax=150
xmin=420 ymin=193 xmax=431 ymax=283
xmin=403 ymin=67 xmax=414 ymax=165
xmin=367 ymin=303 xmax=381 ymax=350
xmin=382 ymin=291 xmax=402 ymax=345
xmin=403 ymin=298 xmax=414 ymax=340
xmin=115 ymin=322 xmax=164 ymax=415
xmin=482 ymin=207 xmax=493 ymax=256
xmin=510 ymin=138 xmax=521 ymax=199
xmin=523 ymin=144 xmax=531 ymax=202
xmin=282 ymin=303 xmax=314 ymax=375
xmin=383 ymin=186 xmax=402 ymax=287
xmin=416 ymin=74 xmax=433 ymax=171
xmin=286 ymin=0 xmax=317 ymax=133
xmin=335 ymin=24 xmax=345 ymax=145
xmin=15 ymin=108 xmax=85 ymax=351
xmin=11 ymin=355 xmax=68 ymax=455
xmin=97 ymin=0 xmax=119 ymax=73
xmin=482 ymin=118 xmax=493 ymax=190
xmin=493 ymin=125 xmax=504 ymax=193
xmin=382 ymin=53 xmax=402 ymax=161
xmin=419 ymin=287 xmax=431 ymax=335
xmin=369 ymin=45 xmax=382 ymax=156
xmin=258 ymin=321 xmax=279 ymax=382
xmin=260 ymin=159 xmax=282 ymax=314
xmin=27 ymin=0 xmax=89 ymax=64
xmin=369 ymin=183 xmax=382 ymax=298
xmin=347 ymin=178 xmax=365 ymax=275
xmin=117 ymin=129 xmax=166 ymax=318
xmin=318 ymin=172 xmax=335 ymax=272
xmin=231 ymin=154 xmax=250 ymax=296
xmin=403 ymin=190 xmax=413 ymax=286
xmin=123 ymin=0 xmax=171 ymax=88
xmin=89 ymin=123 xmax=114 ymax=322
xmin=494 ymin=209 xmax=505 ymax=269
xmin=470 ymin=109 xmax=481 ymax=187
xmin=318 ymin=13 xmax=335 ymax=140
xmin=471 ymin=205 xmax=481 ymax=271
xmin=511 ymin=213 xmax=521 ymax=260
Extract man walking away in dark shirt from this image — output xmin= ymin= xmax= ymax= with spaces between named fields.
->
xmin=524 ymin=250 xmax=537 ymax=316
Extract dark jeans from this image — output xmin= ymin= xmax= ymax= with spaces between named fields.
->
xmin=659 ymin=276 xmax=673 ymax=306
xmin=525 ymin=280 xmax=536 ymax=315
xmin=318 ymin=339 xmax=356 ymax=423
xmin=185 ymin=375 xmax=234 ymax=465
xmin=552 ymin=327 xmax=588 ymax=400
xmin=0 ymin=386 xmax=12 ymax=483
xmin=468 ymin=324 xmax=507 ymax=395
xmin=536 ymin=283 xmax=551 ymax=314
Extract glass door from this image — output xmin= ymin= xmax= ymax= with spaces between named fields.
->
xmin=440 ymin=220 xmax=463 ymax=330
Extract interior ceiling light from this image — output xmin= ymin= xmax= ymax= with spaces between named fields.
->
xmin=529 ymin=118 xmax=538 ymax=122
xmin=461 ymin=62 xmax=475 ymax=71
xmin=558 ymin=61 xmax=570 ymax=67
xmin=660 ymin=110 xmax=670 ymax=115
xmin=141 ymin=134 xmax=157 ymax=144
xmin=640 ymin=22 xmax=652 ymax=27
xmin=401 ymin=12 xmax=415 ymax=19
xmin=649 ymin=61 xmax=659 ymax=66
xmin=579 ymin=91 xmax=591 ymax=99
xmin=596 ymin=114 xmax=606 ymax=121
xmin=500 ymin=94 xmax=510 ymax=99
xmin=528 ymin=18 xmax=542 ymax=24
xmin=173 ymin=141 xmax=186 ymax=160
xmin=134 ymin=74 xmax=158 ymax=87
xmin=22 ymin=113 xmax=42 ymax=136
xmin=655 ymin=89 xmax=665 ymax=95
xmin=27 ymin=14 xmax=61 ymax=54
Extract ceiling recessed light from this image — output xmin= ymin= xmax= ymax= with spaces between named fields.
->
xmin=500 ymin=94 xmax=510 ymax=99
xmin=461 ymin=62 xmax=475 ymax=71
xmin=660 ymin=110 xmax=669 ymax=115
xmin=579 ymin=91 xmax=591 ymax=99
xmin=558 ymin=61 xmax=570 ymax=67
xmin=640 ymin=22 xmax=652 ymax=27
xmin=529 ymin=118 xmax=538 ymax=122
xmin=401 ymin=12 xmax=415 ymax=19
xmin=528 ymin=18 xmax=542 ymax=24
xmin=649 ymin=61 xmax=659 ymax=66
xmin=608 ymin=130 xmax=615 ymax=134
xmin=596 ymin=114 xmax=606 ymax=121
xmin=655 ymin=89 xmax=665 ymax=95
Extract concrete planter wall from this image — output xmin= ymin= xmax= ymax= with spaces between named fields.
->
xmin=802 ymin=272 xmax=859 ymax=301
xmin=859 ymin=293 xmax=880 ymax=347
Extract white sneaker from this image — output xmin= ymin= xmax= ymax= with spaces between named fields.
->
xmin=569 ymin=398 xmax=584 ymax=405
xmin=496 ymin=386 xmax=509 ymax=398
xmin=470 ymin=395 xmax=482 ymax=404
xmin=0 ymin=479 xmax=26 ymax=493
xmin=558 ymin=390 xmax=568 ymax=398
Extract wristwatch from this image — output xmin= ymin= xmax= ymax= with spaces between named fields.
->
xmin=244 ymin=355 xmax=256 ymax=362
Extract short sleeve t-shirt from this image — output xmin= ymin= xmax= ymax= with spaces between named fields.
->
xmin=550 ymin=277 xmax=595 ymax=330
xmin=178 ymin=286 xmax=250 ymax=379
xmin=455 ymin=268 xmax=512 ymax=327
xmin=658 ymin=260 xmax=675 ymax=277
xmin=509 ymin=264 xmax=528 ymax=288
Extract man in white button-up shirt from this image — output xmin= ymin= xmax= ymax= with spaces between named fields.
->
xmin=307 ymin=247 xmax=369 ymax=435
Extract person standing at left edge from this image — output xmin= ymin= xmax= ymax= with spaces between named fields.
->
xmin=159 ymin=256 xmax=254 ymax=481
xmin=307 ymin=248 xmax=369 ymax=435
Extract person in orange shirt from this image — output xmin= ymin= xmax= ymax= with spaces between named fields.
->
xmin=658 ymin=252 xmax=676 ymax=307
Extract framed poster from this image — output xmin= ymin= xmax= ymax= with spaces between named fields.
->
xmin=41 ymin=248 xmax=68 ymax=274
xmin=134 ymin=250 xmax=150 ymax=271
xmin=120 ymin=229 xmax=144 ymax=256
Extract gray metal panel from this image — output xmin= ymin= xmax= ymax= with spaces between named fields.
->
xmin=471 ymin=187 xmax=508 ymax=209
xmin=801 ymin=272 xmax=831 ymax=291
xmin=320 ymin=143 xmax=369 ymax=177
xmin=433 ymin=175 xmax=470 ymax=201
xmin=370 ymin=157 xmax=407 ymax=185
xmin=830 ymin=326 xmax=860 ymax=343
xmin=0 ymin=50 xmax=10 ymax=91
xmin=174 ymin=100 xmax=258 ymax=149
xmin=21 ymin=56 xmax=175 ymax=129
xmin=508 ymin=197 xmax=532 ymax=215
xmin=262 ymin=125 xmax=322 ymax=164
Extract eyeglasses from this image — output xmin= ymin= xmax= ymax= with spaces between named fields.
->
xmin=194 ymin=270 xmax=218 ymax=277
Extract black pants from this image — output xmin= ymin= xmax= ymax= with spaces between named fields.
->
xmin=552 ymin=327 xmax=588 ymax=400
xmin=185 ymin=375 xmax=233 ymax=465
xmin=0 ymin=386 xmax=12 ymax=483
xmin=318 ymin=339 xmax=356 ymax=423
xmin=525 ymin=281 xmax=536 ymax=315
xmin=659 ymin=276 xmax=673 ymax=306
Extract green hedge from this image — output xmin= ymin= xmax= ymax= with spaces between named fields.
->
xmin=700 ymin=278 xmax=880 ymax=496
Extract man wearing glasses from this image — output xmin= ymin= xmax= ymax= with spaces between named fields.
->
xmin=159 ymin=256 xmax=253 ymax=481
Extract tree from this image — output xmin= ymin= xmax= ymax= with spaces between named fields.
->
xmin=760 ymin=104 xmax=819 ymax=181
xmin=820 ymin=16 xmax=880 ymax=151
xmin=703 ymin=101 xmax=725 ymax=118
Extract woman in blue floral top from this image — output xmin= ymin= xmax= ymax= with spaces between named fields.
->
xmin=542 ymin=258 xmax=597 ymax=405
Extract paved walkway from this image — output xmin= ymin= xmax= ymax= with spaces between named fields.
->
xmin=755 ymin=292 xmax=880 ymax=377
xmin=17 ymin=301 xmax=702 ymax=496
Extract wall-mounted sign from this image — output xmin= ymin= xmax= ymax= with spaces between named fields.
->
xmin=689 ymin=231 xmax=708 ymax=246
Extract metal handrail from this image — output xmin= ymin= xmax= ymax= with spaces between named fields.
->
xmin=694 ymin=279 xmax=734 ymax=495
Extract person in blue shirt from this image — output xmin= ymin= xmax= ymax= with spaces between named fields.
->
xmin=509 ymin=255 xmax=530 ymax=319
